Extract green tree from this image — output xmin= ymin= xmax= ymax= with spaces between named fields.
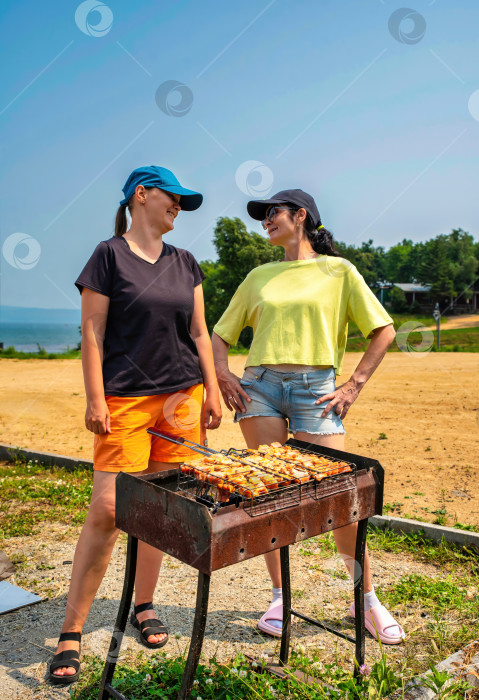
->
xmin=446 ymin=228 xmax=478 ymax=302
xmin=417 ymin=230 xmax=478 ymax=305
xmin=418 ymin=237 xmax=454 ymax=300
xmin=384 ymin=239 xmax=424 ymax=282
xmin=335 ymin=239 xmax=385 ymax=286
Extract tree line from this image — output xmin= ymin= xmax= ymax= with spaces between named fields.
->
xmin=200 ymin=218 xmax=478 ymax=346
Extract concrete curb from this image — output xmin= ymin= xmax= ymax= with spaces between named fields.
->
xmin=387 ymin=640 xmax=479 ymax=698
xmin=0 ymin=444 xmax=93 ymax=471
xmin=370 ymin=514 xmax=479 ymax=548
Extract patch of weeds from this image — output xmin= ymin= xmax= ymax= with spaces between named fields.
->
xmin=402 ymin=513 xmax=428 ymax=522
xmin=413 ymin=491 xmax=425 ymax=496
xmin=324 ymin=568 xmax=349 ymax=581
xmin=297 ymin=532 xmax=337 ymax=558
xmin=417 ymin=663 xmax=473 ymax=698
xmin=380 ymin=574 xmax=466 ymax=611
xmin=0 ymin=459 xmax=92 ymax=540
xmin=71 ymin=647 xmax=408 ymax=700
xmin=454 ymin=522 xmax=479 ymax=532
xmin=433 ymin=508 xmax=449 ymax=526
xmin=366 ymin=526 xmax=479 ymax=568
xmin=378 ymin=432 xmax=388 ymax=440
xmin=378 ymin=573 xmax=479 ymax=672
xmin=291 ymin=588 xmax=306 ymax=599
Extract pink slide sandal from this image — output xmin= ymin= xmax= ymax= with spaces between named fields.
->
xmin=257 ymin=599 xmax=284 ymax=637
xmin=350 ymin=602 xmax=405 ymax=645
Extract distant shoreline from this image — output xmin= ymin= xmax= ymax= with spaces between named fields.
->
xmin=0 ymin=321 xmax=80 ymax=353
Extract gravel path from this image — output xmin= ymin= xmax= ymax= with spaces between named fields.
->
xmin=0 ymin=522 xmax=441 ymax=699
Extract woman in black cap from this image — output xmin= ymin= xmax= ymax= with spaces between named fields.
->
xmin=49 ymin=166 xmax=222 ymax=684
xmin=212 ymin=189 xmax=404 ymax=645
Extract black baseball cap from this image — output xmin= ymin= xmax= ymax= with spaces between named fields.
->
xmin=247 ymin=189 xmax=322 ymax=228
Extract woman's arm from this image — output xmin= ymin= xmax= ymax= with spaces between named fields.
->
xmin=81 ymin=288 xmax=111 ymax=434
xmin=318 ymin=323 xmax=396 ymax=418
xmin=190 ymin=285 xmax=222 ymax=429
xmin=211 ymin=332 xmax=252 ymax=413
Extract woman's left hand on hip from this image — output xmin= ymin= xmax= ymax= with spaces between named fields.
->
xmin=316 ymin=379 xmax=360 ymax=419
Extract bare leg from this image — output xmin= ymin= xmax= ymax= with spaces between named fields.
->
xmin=132 ymin=460 xmax=172 ymax=640
xmin=53 ymin=461 xmax=171 ymax=678
xmin=293 ymin=432 xmax=372 ymax=592
xmin=52 ymin=471 xmax=120 ymax=677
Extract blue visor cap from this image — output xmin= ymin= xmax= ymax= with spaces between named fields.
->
xmin=120 ymin=165 xmax=203 ymax=210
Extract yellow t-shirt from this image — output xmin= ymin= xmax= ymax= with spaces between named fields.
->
xmin=213 ymin=256 xmax=393 ymax=376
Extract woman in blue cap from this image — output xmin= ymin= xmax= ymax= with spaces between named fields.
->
xmin=49 ymin=166 xmax=222 ymax=684
xmin=212 ymin=189 xmax=405 ymax=645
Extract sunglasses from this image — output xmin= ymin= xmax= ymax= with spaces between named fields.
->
xmin=261 ymin=206 xmax=296 ymax=230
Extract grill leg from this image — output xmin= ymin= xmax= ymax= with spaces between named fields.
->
xmin=279 ymin=545 xmax=291 ymax=666
xmin=177 ymin=571 xmax=211 ymax=700
xmin=353 ymin=518 xmax=368 ymax=676
xmin=98 ymin=535 xmax=138 ymax=700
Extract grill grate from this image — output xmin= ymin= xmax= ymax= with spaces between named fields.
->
xmin=228 ymin=447 xmax=357 ymax=503
xmin=176 ymin=463 xmax=302 ymax=517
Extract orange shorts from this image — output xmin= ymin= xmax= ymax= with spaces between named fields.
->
xmin=94 ymin=384 xmax=204 ymax=472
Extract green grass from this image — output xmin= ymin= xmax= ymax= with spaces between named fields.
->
xmin=347 ymin=314 xmax=443 ymax=339
xmin=70 ymin=650 xmax=399 ymax=700
xmin=377 ymin=572 xmax=479 ymax=668
xmin=379 ymin=573 xmax=474 ymax=613
xmin=0 ymin=458 xmax=92 ymax=539
xmin=347 ymin=326 xmax=479 ymax=352
xmin=297 ymin=527 xmax=479 ymax=569
xmin=0 ymin=345 xmax=81 ymax=359
xmin=70 ymin=643 xmax=474 ymax=699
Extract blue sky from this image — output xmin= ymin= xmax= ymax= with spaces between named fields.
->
xmin=1 ymin=0 xmax=478 ymax=309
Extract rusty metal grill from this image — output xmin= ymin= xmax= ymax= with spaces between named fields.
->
xmin=99 ymin=436 xmax=385 ymax=700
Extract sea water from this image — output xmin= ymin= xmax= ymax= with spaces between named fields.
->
xmin=0 ymin=322 xmax=81 ymax=353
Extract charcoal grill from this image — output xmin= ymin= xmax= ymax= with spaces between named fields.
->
xmin=98 ymin=437 xmax=384 ymax=700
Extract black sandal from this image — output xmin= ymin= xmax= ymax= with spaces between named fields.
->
xmin=48 ymin=632 xmax=81 ymax=685
xmin=130 ymin=602 xmax=169 ymax=649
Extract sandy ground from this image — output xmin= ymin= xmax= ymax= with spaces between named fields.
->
xmin=0 ymin=353 xmax=478 ymax=526
xmin=424 ymin=313 xmax=479 ymax=330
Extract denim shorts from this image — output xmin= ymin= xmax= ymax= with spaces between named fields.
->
xmin=234 ymin=366 xmax=345 ymax=435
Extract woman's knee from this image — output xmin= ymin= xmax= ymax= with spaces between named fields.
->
xmin=85 ymin=471 xmax=117 ymax=529
xmin=85 ymin=504 xmax=117 ymax=533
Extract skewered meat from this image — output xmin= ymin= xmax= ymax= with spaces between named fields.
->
xmin=180 ymin=442 xmax=352 ymax=499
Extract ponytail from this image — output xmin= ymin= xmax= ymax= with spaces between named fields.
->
xmin=114 ymin=203 xmax=128 ymax=237
xmin=286 ymin=205 xmax=341 ymax=257
xmin=305 ymin=222 xmax=341 ymax=257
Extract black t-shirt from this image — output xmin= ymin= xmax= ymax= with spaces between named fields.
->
xmin=75 ymin=236 xmax=205 ymax=396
